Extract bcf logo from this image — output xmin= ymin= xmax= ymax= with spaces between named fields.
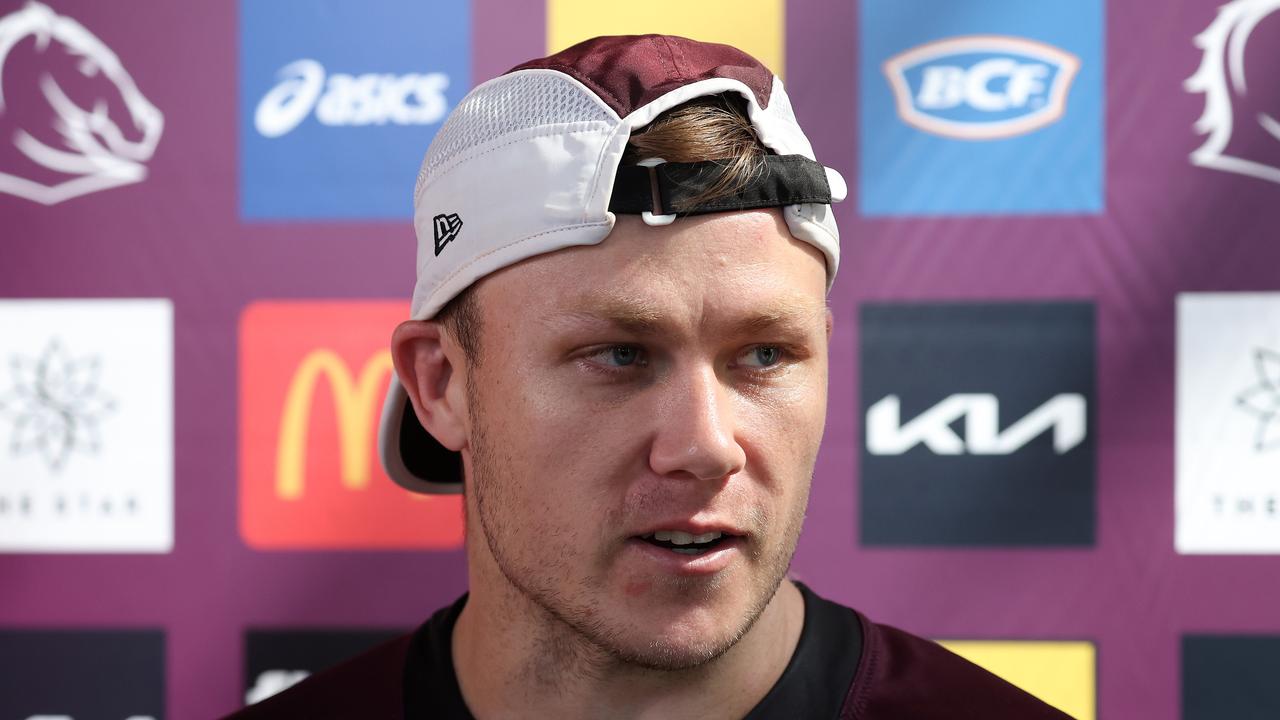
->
xmin=858 ymin=0 xmax=1103 ymax=215
xmin=239 ymin=301 xmax=463 ymax=549
xmin=884 ymin=35 xmax=1080 ymax=140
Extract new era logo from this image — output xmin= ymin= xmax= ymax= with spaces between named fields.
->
xmin=433 ymin=213 xmax=462 ymax=256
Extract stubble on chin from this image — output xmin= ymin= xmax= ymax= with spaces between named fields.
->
xmin=466 ymin=382 xmax=811 ymax=682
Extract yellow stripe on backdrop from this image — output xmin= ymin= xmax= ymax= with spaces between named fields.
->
xmin=547 ymin=0 xmax=786 ymax=79
xmin=938 ymin=641 xmax=1096 ymax=720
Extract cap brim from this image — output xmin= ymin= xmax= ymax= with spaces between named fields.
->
xmin=378 ymin=381 xmax=464 ymax=494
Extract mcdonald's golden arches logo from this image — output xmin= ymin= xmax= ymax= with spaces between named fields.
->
xmin=239 ymin=301 xmax=463 ymax=549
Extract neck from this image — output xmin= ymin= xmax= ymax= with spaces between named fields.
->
xmin=452 ymin=549 xmax=805 ymax=720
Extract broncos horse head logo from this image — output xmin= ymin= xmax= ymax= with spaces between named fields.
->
xmin=1185 ymin=0 xmax=1280 ymax=185
xmin=0 ymin=2 xmax=163 ymax=205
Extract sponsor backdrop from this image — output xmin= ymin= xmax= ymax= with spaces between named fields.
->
xmin=1 ymin=0 xmax=1278 ymax=716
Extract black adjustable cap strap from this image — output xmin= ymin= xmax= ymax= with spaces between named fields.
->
xmin=609 ymin=154 xmax=833 ymax=216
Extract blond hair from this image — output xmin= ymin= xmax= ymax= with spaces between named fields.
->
xmin=623 ymin=94 xmax=769 ymax=211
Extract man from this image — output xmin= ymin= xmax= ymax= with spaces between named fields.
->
xmin=231 ymin=35 xmax=1073 ymax=719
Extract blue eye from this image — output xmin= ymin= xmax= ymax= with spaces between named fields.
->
xmin=608 ymin=346 xmax=640 ymax=366
xmin=741 ymin=346 xmax=783 ymax=368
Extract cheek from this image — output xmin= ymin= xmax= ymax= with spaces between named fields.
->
xmin=731 ymin=378 xmax=827 ymax=535
xmin=739 ymin=371 xmax=828 ymax=466
xmin=475 ymin=366 xmax=638 ymax=523
xmin=514 ymin=366 xmax=649 ymax=465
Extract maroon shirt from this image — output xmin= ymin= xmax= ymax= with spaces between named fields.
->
xmin=227 ymin=583 xmax=1073 ymax=719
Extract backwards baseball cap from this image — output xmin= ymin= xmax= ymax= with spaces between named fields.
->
xmin=379 ymin=34 xmax=846 ymax=494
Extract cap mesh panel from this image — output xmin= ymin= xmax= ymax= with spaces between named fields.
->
xmin=414 ymin=72 xmax=614 ymax=201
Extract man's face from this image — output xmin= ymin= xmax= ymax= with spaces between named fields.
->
xmin=460 ymin=209 xmax=830 ymax=670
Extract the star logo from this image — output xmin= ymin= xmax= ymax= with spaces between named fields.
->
xmin=1235 ymin=347 xmax=1280 ymax=451
xmin=0 ymin=338 xmax=117 ymax=471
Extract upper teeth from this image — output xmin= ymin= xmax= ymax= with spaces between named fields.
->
xmin=651 ymin=530 xmax=723 ymax=545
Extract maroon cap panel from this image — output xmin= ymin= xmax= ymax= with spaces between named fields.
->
xmin=509 ymin=34 xmax=775 ymax=117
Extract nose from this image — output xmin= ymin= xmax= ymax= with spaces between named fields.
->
xmin=648 ymin=364 xmax=747 ymax=482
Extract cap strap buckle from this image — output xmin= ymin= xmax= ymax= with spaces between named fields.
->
xmin=637 ymin=157 xmax=677 ymax=226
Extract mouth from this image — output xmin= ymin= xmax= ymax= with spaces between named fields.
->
xmin=637 ymin=529 xmax=736 ymax=555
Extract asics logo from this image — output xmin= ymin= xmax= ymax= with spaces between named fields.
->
xmin=254 ymin=59 xmax=449 ymax=138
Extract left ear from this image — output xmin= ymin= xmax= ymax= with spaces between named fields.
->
xmin=390 ymin=320 xmax=469 ymax=452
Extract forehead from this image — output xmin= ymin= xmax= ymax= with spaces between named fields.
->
xmin=477 ymin=209 xmax=829 ymax=324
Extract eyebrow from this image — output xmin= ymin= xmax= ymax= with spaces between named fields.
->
xmin=545 ymin=291 xmax=827 ymax=337
xmin=730 ymin=300 xmax=828 ymax=336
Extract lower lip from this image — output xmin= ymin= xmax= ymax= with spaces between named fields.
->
xmin=623 ymin=537 xmax=744 ymax=576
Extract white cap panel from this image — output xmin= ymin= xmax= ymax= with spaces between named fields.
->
xmin=411 ymin=122 xmax=618 ymax=320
